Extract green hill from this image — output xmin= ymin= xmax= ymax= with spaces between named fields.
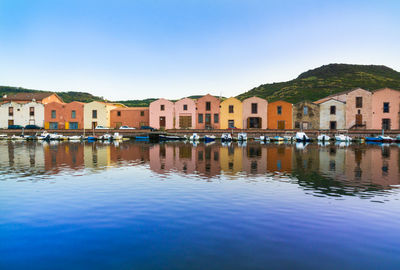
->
xmin=236 ymin=64 xmax=400 ymax=103
xmin=0 ymin=86 xmax=105 ymax=103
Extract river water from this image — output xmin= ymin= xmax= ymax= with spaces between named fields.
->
xmin=0 ymin=140 xmax=400 ymax=269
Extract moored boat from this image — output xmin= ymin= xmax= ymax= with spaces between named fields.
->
xmin=237 ymin=133 xmax=247 ymax=141
xmin=295 ymin=132 xmax=310 ymax=142
xmin=204 ymin=135 xmax=216 ymax=142
xmin=190 ymin=133 xmax=200 ymax=141
xmin=317 ymin=134 xmax=331 ymax=141
xmin=221 ymin=133 xmax=232 ymax=142
xmin=335 ymin=134 xmax=351 ymax=142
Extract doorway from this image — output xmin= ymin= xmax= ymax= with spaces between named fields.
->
xmin=277 ymin=120 xmax=285 ymax=129
xmin=159 ymin=117 xmax=166 ymax=128
xmin=248 ymin=117 xmax=262 ymax=128
xmin=382 ymin=119 xmax=391 ymax=130
xmin=92 ymin=122 xmax=97 ymax=129
xmin=330 ymin=121 xmax=337 ymax=130
xmin=356 ymin=114 xmax=363 ymax=126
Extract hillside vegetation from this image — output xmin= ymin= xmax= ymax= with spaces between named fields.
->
xmin=236 ymin=64 xmax=400 ymax=103
xmin=2 ymin=64 xmax=400 ymax=106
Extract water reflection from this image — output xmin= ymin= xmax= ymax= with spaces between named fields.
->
xmin=1 ymin=141 xmax=400 ymax=196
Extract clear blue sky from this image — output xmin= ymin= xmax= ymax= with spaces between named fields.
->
xmin=0 ymin=0 xmax=399 ymax=100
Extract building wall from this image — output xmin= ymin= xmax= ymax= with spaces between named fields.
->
xmin=44 ymin=102 xmax=66 ymax=129
xmin=293 ymin=101 xmax=320 ymax=129
xmin=64 ymin=102 xmax=85 ymax=129
xmin=110 ymin=107 xmax=149 ymax=129
xmin=196 ymin=94 xmax=220 ymax=129
xmin=149 ymin=98 xmax=175 ymax=129
xmin=267 ymin=101 xmax=293 ymax=129
xmin=0 ymin=101 xmax=45 ymax=128
xmin=220 ymin=97 xmax=243 ymax=129
xmin=174 ymin=98 xmax=196 ymax=129
xmin=345 ymin=88 xmax=372 ymax=129
xmin=42 ymin=94 xmax=64 ymax=104
xmin=83 ymin=101 xmax=116 ymax=129
xmin=319 ymin=99 xmax=346 ymax=130
xmin=371 ymin=88 xmax=400 ymax=130
xmin=242 ymin=97 xmax=268 ymax=129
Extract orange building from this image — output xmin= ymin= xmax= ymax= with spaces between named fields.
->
xmin=110 ymin=107 xmax=149 ymax=129
xmin=44 ymin=101 xmax=84 ymax=129
xmin=267 ymin=101 xmax=293 ymax=129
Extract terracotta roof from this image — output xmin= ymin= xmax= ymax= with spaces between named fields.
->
xmin=2 ymin=92 xmax=60 ymax=102
xmin=111 ymin=107 xmax=148 ymax=111
xmin=318 ymin=97 xmax=346 ymax=104
xmin=314 ymin=88 xmax=369 ymax=104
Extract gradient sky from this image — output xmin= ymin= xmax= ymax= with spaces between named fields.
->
xmin=0 ymin=0 xmax=399 ymax=100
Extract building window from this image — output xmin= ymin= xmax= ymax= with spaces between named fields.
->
xmin=356 ymin=97 xmax=363 ymax=108
xmin=71 ymin=110 xmax=76 ymax=119
xmin=295 ymin=121 xmax=300 ymax=128
xmin=198 ymin=114 xmax=203 ymax=123
xmin=183 ymin=104 xmax=188 ymax=111
xmin=92 ymin=110 xmax=97 ymax=118
xmin=330 ymin=121 xmax=337 ymax=129
xmin=214 ymin=114 xmax=219 ymax=123
xmin=8 ymin=107 xmax=13 ymax=116
xmin=29 ymin=107 xmax=34 ymax=116
xmin=140 ymin=111 xmax=144 ymax=116
xmin=251 ymin=103 xmax=258 ymax=114
xmin=229 ymin=105 xmax=234 ymax=113
xmin=51 ymin=110 xmax=56 ymax=119
xmin=206 ymin=102 xmax=211 ymax=111
xmin=228 ymin=120 xmax=235 ymax=128
xmin=117 ymin=111 xmax=121 ymax=116
xmin=383 ymin=102 xmax=389 ymax=113
xmin=160 ymin=105 xmax=165 ymax=111
xmin=303 ymin=106 xmax=308 ymax=115
xmin=277 ymin=106 xmax=282 ymax=115
xmin=330 ymin=106 xmax=336 ymax=115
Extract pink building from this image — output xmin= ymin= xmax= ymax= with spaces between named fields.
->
xmin=196 ymin=94 xmax=220 ymax=129
xmin=149 ymin=98 xmax=174 ymax=130
xmin=174 ymin=97 xmax=196 ymax=129
xmin=371 ymin=88 xmax=400 ymax=130
xmin=242 ymin=97 xmax=268 ymax=129
xmin=345 ymin=88 xmax=372 ymax=129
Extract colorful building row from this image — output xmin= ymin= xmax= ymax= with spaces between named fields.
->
xmin=0 ymin=93 xmax=149 ymax=129
xmin=149 ymin=88 xmax=400 ymax=130
xmin=1 ymin=87 xmax=399 ymax=130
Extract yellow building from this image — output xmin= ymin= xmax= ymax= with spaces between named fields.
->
xmin=83 ymin=101 xmax=126 ymax=129
xmin=220 ymin=97 xmax=243 ymax=129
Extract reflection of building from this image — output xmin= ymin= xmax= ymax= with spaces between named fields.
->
xmin=242 ymin=143 xmax=267 ymax=174
xmin=292 ymin=144 xmax=320 ymax=172
xmin=319 ymin=145 xmax=346 ymax=179
xmin=266 ymin=145 xmax=292 ymax=172
xmin=243 ymin=97 xmax=268 ymax=129
xmin=43 ymin=142 xmax=84 ymax=172
xmin=219 ymin=145 xmax=243 ymax=175
xmin=84 ymin=143 xmax=112 ymax=169
xmin=0 ymin=142 xmax=45 ymax=172
xmin=109 ymin=143 xmax=150 ymax=165
xmin=149 ymin=143 xmax=196 ymax=174
xmin=195 ymin=144 xmax=221 ymax=177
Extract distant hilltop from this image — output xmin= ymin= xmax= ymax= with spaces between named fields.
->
xmin=2 ymin=63 xmax=400 ymax=106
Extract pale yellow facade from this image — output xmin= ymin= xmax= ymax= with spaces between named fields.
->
xmin=220 ymin=97 xmax=243 ymax=129
xmin=83 ymin=101 xmax=123 ymax=129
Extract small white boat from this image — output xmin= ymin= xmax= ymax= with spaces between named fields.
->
xmin=69 ymin=135 xmax=83 ymax=141
xmin=113 ymin=132 xmax=123 ymax=140
xmin=237 ymin=133 xmax=247 ymax=141
xmin=0 ymin=134 xmax=8 ymax=140
xmin=11 ymin=134 xmax=25 ymax=140
xmin=317 ymin=134 xmax=331 ymax=141
xmin=221 ymin=133 xmax=232 ymax=142
xmin=295 ymin=132 xmax=310 ymax=142
xmin=49 ymin=133 xmax=64 ymax=140
xmin=335 ymin=134 xmax=351 ymax=142
xmin=99 ymin=133 xmax=112 ymax=141
xmin=190 ymin=133 xmax=200 ymax=141
xmin=37 ymin=131 xmax=50 ymax=140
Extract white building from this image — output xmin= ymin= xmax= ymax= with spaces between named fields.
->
xmin=0 ymin=101 xmax=45 ymax=128
xmin=319 ymin=99 xmax=346 ymax=130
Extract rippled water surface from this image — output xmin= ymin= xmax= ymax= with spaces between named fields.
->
xmin=1 ymin=141 xmax=400 ymax=269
